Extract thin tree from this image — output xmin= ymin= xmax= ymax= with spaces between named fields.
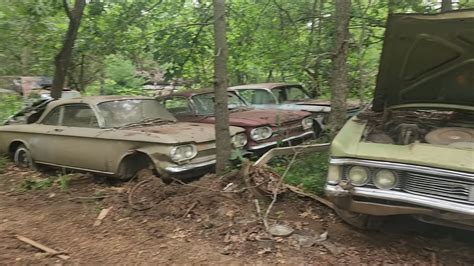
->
xmin=51 ymin=0 xmax=86 ymax=99
xmin=441 ymin=0 xmax=453 ymax=12
xmin=213 ymin=0 xmax=232 ymax=175
xmin=329 ymin=0 xmax=351 ymax=135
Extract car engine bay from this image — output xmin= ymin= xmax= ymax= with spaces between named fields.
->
xmin=359 ymin=109 xmax=474 ymax=149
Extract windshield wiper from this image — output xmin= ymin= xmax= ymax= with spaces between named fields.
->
xmin=116 ymin=117 xmax=175 ymax=129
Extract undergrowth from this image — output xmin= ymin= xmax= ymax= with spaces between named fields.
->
xmin=21 ymin=172 xmax=71 ymax=191
xmin=270 ymin=151 xmax=329 ymax=195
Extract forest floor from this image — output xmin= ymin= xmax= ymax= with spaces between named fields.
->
xmin=1 ymin=163 xmax=473 ymax=264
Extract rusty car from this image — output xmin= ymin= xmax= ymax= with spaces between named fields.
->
xmin=228 ymin=83 xmax=360 ymax=135
xmin=0 ymin=96 xmax=247 ymax=181
xmin=158 ymin=90 xmax=315 ymax=154
xmin=325 ymin=10 xmax=474 ymax=230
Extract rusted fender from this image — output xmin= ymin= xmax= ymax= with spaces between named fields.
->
xmin=253 ymin=143 xmax=331 ymax=167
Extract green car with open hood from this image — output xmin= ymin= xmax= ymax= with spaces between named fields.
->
xmin=325 ymin=10 xmax=474 ymax=230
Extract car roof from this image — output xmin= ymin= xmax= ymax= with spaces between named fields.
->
xmin=228 ymin=83 xmax=301 ymax=90
xmin=45 ymin=95 xmax=155 ymax=108
xmin=161 ymin=89 xmax=241 ymax=98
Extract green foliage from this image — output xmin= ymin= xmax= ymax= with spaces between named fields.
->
xmin=102 ymin=55 xmax=145 ymax=95
xmin=58 ymin=174 xmax=70 ymax=191
xmin=20 ymin=172 xmax=72 ymax=191
xmin=0 ymin=94 xmax=23 ymax=122
xmin=0 ymin=156 xmax=7 ymax=174
xmin=21 ymin=177 xmax=54 ymax=190
xmin=0 ymin=0 xmax=468 ymax=99
xmin=272 ymin=151 xmax=329 ymax=195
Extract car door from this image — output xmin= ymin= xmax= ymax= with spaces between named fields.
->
xmin=34 ymin=104 xmax=109 ymax=172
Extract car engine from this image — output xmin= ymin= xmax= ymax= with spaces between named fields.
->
xmin=359 ymin=109 xmax=474 ymax=148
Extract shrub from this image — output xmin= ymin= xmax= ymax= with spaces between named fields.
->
xmin=271 ymin=151 xmax=329 ymax=195
xmin=0 ymin=94 xmax=23 ymax=122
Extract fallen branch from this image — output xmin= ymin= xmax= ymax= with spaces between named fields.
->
xmin=285 ymin=184 xmax=335 ymax=209
xmin=261 ymin=148 xmax=299 ymax=233
xmin=182 ymin=202 xmax=198 ymax=218
xmin=15 ymin=235 xmax=70 ymax=260
xmin=68 ymin=195 xmax=110 ymax=201
xmin=254 ymin=199 xmax=268 ymax=230
xmin=93 ymin=207 xmax=113 ymax=226
xmin=253 ymin=143 xmax=330 ymax=167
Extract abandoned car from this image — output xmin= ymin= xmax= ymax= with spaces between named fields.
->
xmin=229 ymin=83 xmax=360 ymax=135
xmin=325 ymin=11 xmax=474 ymax=230
xmin=158 ymin=90 xmax=315 ymax=154
xmin=0 ymin=96 xmax=247 ymax=181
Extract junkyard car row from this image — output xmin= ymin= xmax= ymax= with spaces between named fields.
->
xmin=0 ymin=10 xmax=473 ymax=231
xmin=158 ymin=90 xmax=315 ymax=154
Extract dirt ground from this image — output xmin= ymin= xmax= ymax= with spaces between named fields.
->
xmin=1 ymin=163 xmax=473 ymax=264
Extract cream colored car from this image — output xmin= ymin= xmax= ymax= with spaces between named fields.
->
xmin=0 ymin=96 xmax=247 ymax=181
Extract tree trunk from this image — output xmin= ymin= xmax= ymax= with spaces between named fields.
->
xmin=212 ymin=0 xmax=232 ymax=175
xmin=329 ymin=0 xmax=351 ymax=136
xmin=79 ymin=54 xmax=86 ymax=92
xmin=51 ymin=0 xmax=86 ymax=99
xmin=388 ymin=0 xmax=396 ymax=14
xmin=356 ymin=0 xmax=372 ymax=106
xmin=441 ymin=0 xmax=452 ymax=12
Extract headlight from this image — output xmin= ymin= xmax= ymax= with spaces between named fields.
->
xmin=327 ymin=165 xmax=342 ymax=184
xmin=373 ymin=169 xmax=398 ymax=190
xmin=301 ymin=117 xmax=314 ymax=130
xmin=347 ymin=166 xmax=370 ymax=186
xmin=232 ymin=133 xmax=248 ymax=148
xmin=250 ymin=126 xmax=272 ymax=141
xmin=170 ymin=144 xmax=197 ymax=162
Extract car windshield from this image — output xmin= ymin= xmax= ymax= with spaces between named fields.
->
xmin=271 ymin=86 xmax=311 ymax=102
xmin=237 ymin=89 xmax=276 ymax=104
xmin=191 ymin=92 xmax=248 ymax=115
xmin=97 ymin=99 xmax=176 ymax=128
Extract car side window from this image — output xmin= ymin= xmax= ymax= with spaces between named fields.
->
xmin=271 ymin=88 xmax=287 ymax=103
xmin=41 ymin=107 xmax=62 ymax=126
xmin=287 ymin=87 xmax=310 ymax=101
xmin=62 ymin=104 xmax=99 ymax=128
xmin=163 ymin=97 xmax=193 ymax=116
xmin=238 ymin=89 xmax=276 ymax=104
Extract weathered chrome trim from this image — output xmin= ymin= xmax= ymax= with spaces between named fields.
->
xmin=165 ymin=159 xmax=216 ymax=173
xmin=330 ymin=158 xmax=474 ymax=181
xmin=35 ymin=161 xmax=115 ymax=175
xmin=248 ymin=131 xmax=315 ymax=151
xmin=325 ymin=185 xmax=474 ymax=215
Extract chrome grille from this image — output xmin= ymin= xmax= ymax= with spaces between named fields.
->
xmin=403 ymin=172 xmax=474 ymax=205
xmin=274 ymin=121 xmax=304 ymax=135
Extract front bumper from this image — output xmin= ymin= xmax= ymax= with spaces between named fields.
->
xmin=247 ymin=131 xmax=315 ymax=152
xmin=325 ymin=185 xmax=474 ymax=216
xmin=165 ymin=159 xmax=216 ymax=173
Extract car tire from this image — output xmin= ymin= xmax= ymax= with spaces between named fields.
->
xmin=335 ymin=207 xmax=384 ymax=230
xmin=14 ymin=144 xmax=36 ymax=170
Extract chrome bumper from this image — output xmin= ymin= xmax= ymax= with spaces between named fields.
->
xmin=165 ymin=159 xmax=216 ymax=173
xmin=325 ymin=185 xmax=474 ymax=216
xmin=248 ymin=131 xmax=315 ymax=151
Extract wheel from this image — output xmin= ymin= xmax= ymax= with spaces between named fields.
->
xmin=335 ymin=207 xmax=384 ymax=230
xmin=13 ymin=145 xmax=36 ymax=170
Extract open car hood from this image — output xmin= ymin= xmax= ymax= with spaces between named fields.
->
xmin=372 ymin=10 xmax=474 ymax=112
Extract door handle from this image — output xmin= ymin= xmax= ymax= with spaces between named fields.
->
xmin=54 ymin=128 xmax=64 ymax=132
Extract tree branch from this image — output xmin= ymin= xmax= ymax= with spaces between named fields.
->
xmin=62 ymin=0 xmax=73 ymax=20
